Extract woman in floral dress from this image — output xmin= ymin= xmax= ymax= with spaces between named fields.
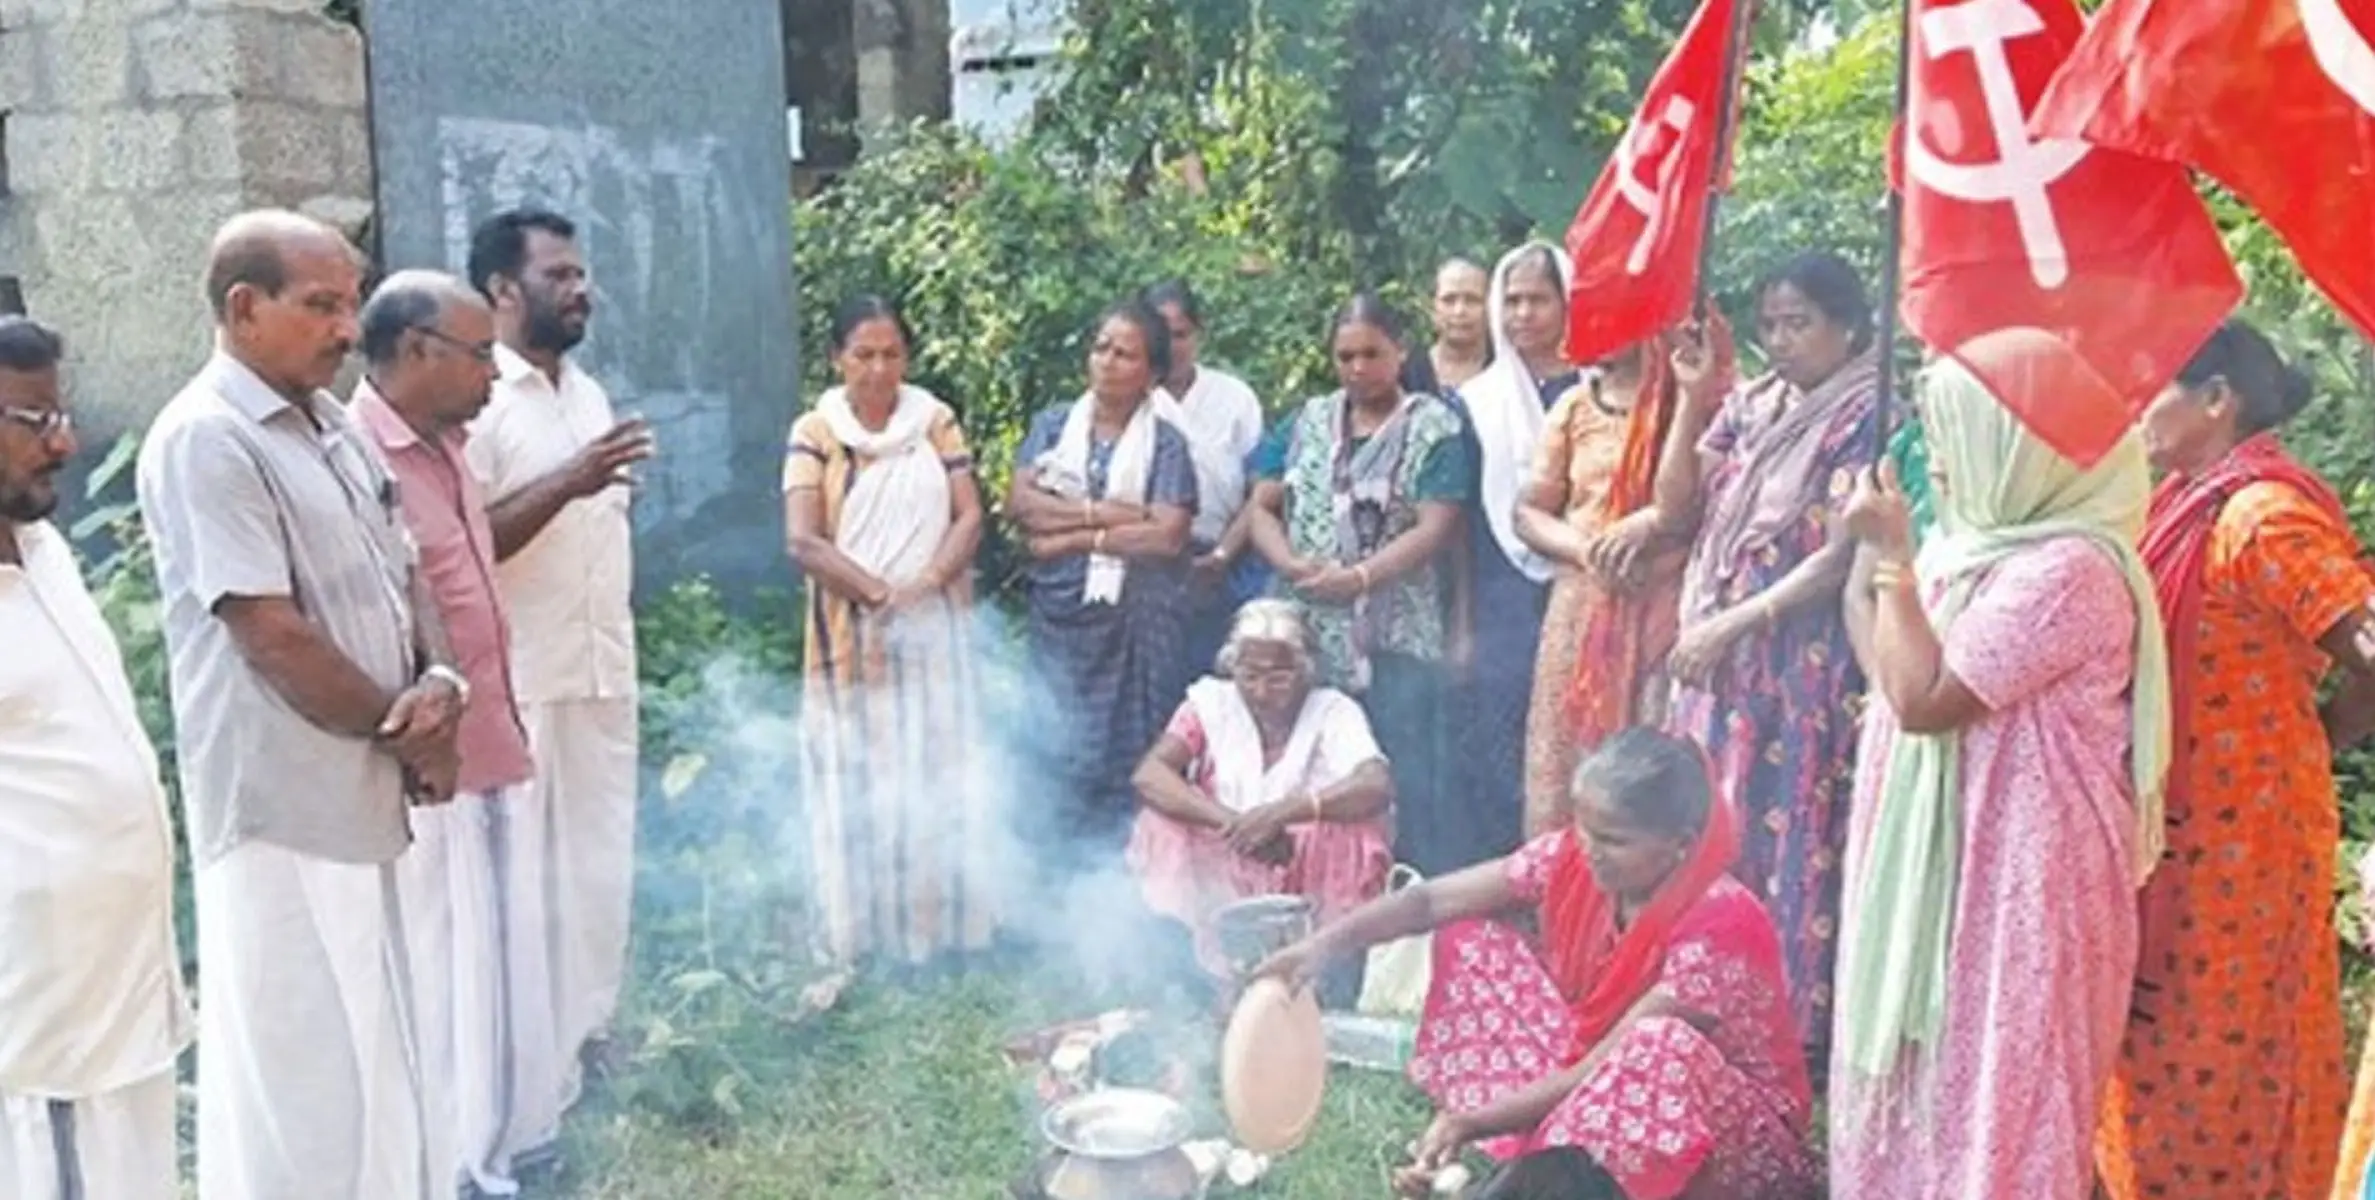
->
xmin=1255 ymin=727 xmax=1815 ymax=1200
xmin=1829 ymin=342 xmax=2167 ymax=1197
xmin=1653 ymin=252 xmax=1882 ymax=1073
xmin=1246 ymin=294 xmax=1470 ymax=875
xmin=2103 ymin=320 xmax=2375 ymax=1200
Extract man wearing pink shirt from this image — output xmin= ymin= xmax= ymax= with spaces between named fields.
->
xmin=350 ymin=270 xmax=538 ymax=1197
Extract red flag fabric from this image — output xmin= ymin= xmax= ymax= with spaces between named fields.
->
xmin=1896 ymin=0 xmax=2242 ymax=468
xmin=1562 ymin=0 xmax=1741 ymax=366
xmin=2032 ymin=0 xmax=2375 ymax=343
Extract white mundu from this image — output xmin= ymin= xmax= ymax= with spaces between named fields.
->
xmin=467 ymin=343 xmax=641 ymax=1153
xmin=0 ymin=521 xmax=193 ymax=1200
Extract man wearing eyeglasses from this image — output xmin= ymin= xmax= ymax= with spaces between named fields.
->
xmin=349 ymin=270 xmax=535 ymax=1198
xmin=0 ymin=316 xmax=193 ymax=1200
xmin=136 ymin=210 xmax=463 ymax=1200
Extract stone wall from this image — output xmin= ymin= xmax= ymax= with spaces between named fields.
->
xmin=0 ymin=0 xmax=371 ymax=431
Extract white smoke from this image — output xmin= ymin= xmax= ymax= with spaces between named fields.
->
xmin=645 ymin=597 xmax=1204 ymax=1001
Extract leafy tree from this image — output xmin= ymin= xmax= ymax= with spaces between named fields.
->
xmin=1037 ymin=0 xmax=1838 ymax=275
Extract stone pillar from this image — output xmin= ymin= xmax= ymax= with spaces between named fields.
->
xmin=783 ymin=0 xmax=858 ymax=185
xmin=0 ymin=0 xmax=371 ymax=430
xmin=853 ymin=0 xmax=950 ymax=136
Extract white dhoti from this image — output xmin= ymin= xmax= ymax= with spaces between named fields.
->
xmin=502 ymin=697 xmax=638 ymax=1154
xmin=396 ymin=792 xmax=515 ymax=1195
xmin=194 ymin=839 xmax=428 ymax=1200
xmin=1 ymin=1071 xmax=179 ymax=1200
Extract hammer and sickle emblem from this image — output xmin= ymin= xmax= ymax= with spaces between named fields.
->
xmin=1907 ymin=0 xmax=2090 ymax=288
xmin=2301 ymin=0 xmax=2375 ymax=116
xmin=1614 ymin=95 xmax=1699 ymax=276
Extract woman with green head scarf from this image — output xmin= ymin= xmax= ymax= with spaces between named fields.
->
xmin=1825 ymin=331 xmax=2170 ymax=1198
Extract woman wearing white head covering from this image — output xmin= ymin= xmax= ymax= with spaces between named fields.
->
xmin=1445 ymin=241 xmax=1581 ymax=872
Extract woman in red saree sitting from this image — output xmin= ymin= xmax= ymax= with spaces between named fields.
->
xmin=1255 ymin=727 xmax=1815 ymax=1199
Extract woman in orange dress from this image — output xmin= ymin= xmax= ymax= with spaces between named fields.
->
xmin=1511 ymin=334 xmax=1705 ymax=836
xmin=2100 ymin=320 xmax=2375 ymax=1199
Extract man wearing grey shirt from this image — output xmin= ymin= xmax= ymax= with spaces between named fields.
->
xmin=137 ymin=210 xmax=466 ymax=1200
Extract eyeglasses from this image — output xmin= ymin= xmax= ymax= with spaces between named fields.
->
xmin=412 ymin=326 xmax=498 ymax=364
xmin=0 ymin=406 xmax=71 ymax=440
xmin=1229 ymin=664 xmax=1301 ymax=689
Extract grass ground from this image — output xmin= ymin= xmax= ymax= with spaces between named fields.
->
xmin=546 ymin=964 xmax=1432 ymax=1199
xmin=535 ymin=948 xmax=2375 ymax=1200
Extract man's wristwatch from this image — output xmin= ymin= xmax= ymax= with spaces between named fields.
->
xmin=422 ymin=663 xmax=472 ymax=706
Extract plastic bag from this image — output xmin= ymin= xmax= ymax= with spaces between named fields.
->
xmin=1355 ymin=864 xmax=1433 ymax=1017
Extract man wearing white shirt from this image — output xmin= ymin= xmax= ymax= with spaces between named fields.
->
xmin=1142 ymin=280 xmax=1265 ymax=675
xmin=463 ymin=209 xmax=653 ymax=1157
xmin=0 ymin=317 xmax=194 ymax=1200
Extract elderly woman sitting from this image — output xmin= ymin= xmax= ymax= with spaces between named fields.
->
xmin=1126 ymin=599 xmax=1396 ymax=979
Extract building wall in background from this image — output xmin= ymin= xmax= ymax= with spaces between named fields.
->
xmin=0 ymin=0 xmax=372 ymax=434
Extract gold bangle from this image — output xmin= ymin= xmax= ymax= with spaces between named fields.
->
xmin=1092 ymin=529 xmax=1108 ymax=555
xmin=1354 ymin=563 xmax=1373 ymax=594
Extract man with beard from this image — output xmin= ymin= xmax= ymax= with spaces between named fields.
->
xmin=0 ymin=316 xmax=194 ymax=1199
xmin=463 ymin=209 xmax=652 ymax=1165
xmin=138 ymin=209 xmax=464 ymax=1200
xmin=352 ymin=270 xmax=535 ymax=1196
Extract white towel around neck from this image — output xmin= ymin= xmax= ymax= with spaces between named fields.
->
xmin=818 ymin=383 xmax=952 ymax=585
xmin=1037 ymin=390 xmax=1162 ymax=604
xmin=1467 ymin=241 xmax=1579 ymax=585
xmin=1186 ymin=677 xmax=1339 ymax=814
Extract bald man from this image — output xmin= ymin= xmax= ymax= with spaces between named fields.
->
xmin=351 ymin=271 xmax=538 ymax=1196
xmin=136 ymin=210 xmax=461 ymax=1200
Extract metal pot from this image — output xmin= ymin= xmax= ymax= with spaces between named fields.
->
xmin=1038 ymin=1089 xmax=1204 ymax=1200
xmin=1213 ymin=894 xmax=1315 ymax=978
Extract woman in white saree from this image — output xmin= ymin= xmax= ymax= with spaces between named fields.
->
xmin=785 ymin=296 xmax=993 ymax=968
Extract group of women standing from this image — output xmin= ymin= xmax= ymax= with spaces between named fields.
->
xmin=782 ymin=238 xmax=2375 ymax=1197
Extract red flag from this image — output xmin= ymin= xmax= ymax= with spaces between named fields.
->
xmin=2032 ymin=0 xmax=2375 ymax=342
xmin=1562 ymin=0 xmax=1741 ymax=366
xmin=1896 ymin=0 xmax=2242 ymax=467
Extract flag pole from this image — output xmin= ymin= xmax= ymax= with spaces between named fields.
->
xmin=1873 ymin=0 xmax=1913 ymax=458
xmin=1694 ymin=0 xmax=1756 ymax=321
